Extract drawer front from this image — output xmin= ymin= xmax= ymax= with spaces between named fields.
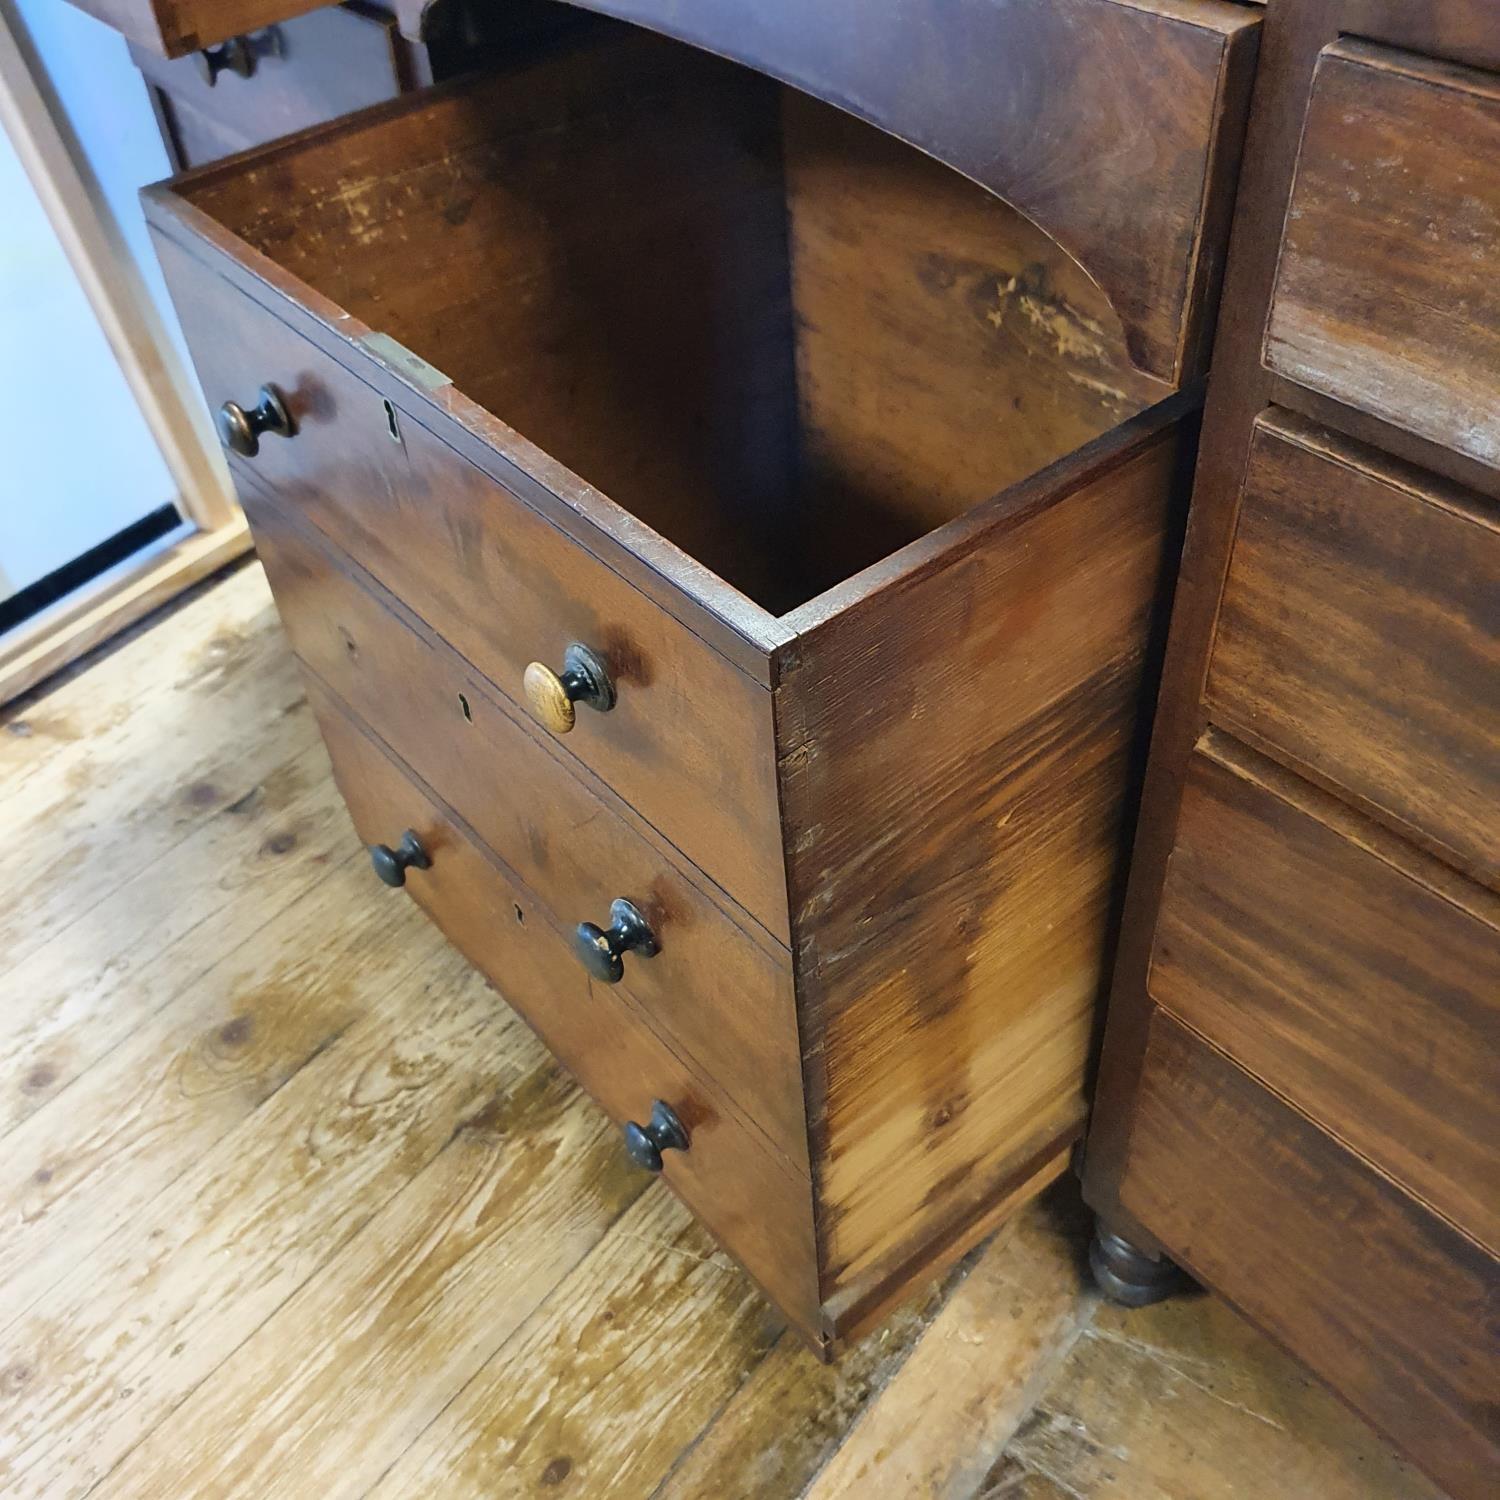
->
xmin=1207 ymin=412 xmax=1500 ymax=886
xmin=132 ymin=5 xmax=407 ymax=168
xmin=248 ymin=491 xmax=809 ymax=1172
xmin=151 ymin=230 xmax=789 ymax=940
xmin=1121 ymin=1011 xmax=1500 ymax=1500
xmin=1265 ymin=40 xmax=1500 ymax=469
xmin=1151 ymin=741 xmax=1500 ymax=1250
xmin=307 ymin=682 xmax=822 ymax=1338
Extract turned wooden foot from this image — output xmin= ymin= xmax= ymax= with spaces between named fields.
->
xmin=1089 ymin=1222 xmax=1182 ymax=1307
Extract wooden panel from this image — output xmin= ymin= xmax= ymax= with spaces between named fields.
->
xmin=1121 ymin=1014 xmax=1500 ymax=1500
xmin=555 ymin=0 xmax=1261 ymax=382
xmin=1208 ymin=413 xmax=1500 ymax=887
xmin=308 ymin=685 xmax=823 ymax=1340
xmin=1153 ymin=741 xmax=1500 ymax=1249
xmin=1265 ymin=41 xmax=1500 ymax=469
xmin=779 ymin=405 xmax=1188 ymax=1309
xmin=130 ymin=4 xmax=406 ymax=168
xmin=248 ymin=492 xmax=808 ymax=1172
xmin=781 ymin=89 xmax=1165 ymax=580
xmin=148 ymin=231 xmax=791 ymax=940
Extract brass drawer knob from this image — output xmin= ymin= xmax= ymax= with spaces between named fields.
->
xmin=217 ymin=384 xmax=294 ymax=458
xmin=368 ymin=830 xmax=431 ymax=888
xmin=622 ymin=1099 xmax=689 ymax=1173
xmin=574 ymin=897 xmax=657 ymax=983
xmin=522 ymin=643 xmax=615 ymax=736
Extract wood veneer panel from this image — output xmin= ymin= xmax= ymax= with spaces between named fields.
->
xmin=1208 ymin=412 xmax=1500 ymax=889
xmin=781 ymin=410 xmax=1189 ymax=1308
xmin=1153 ymin=741 xmax=1500 ymax=1250
xmin=780 ymin=90 xmax=1165 ymax=588
xmin=1121 ymin=1014 xmax=1500 ymax=1500
xmin=1265 ymin=40 xmax=1500 ymax=469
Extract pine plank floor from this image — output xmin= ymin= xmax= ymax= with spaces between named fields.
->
xmin=0 ymin=561 xmax=1449 ymax=1499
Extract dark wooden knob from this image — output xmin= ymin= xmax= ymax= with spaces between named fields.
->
xmin=196 ymin=35 xmax=256 ymax=85
xmin=522 ymin=643 xmax=615 ymax=735
xmin=217 ymin=384 xmax=294 ymax=457
xmin=368 ymin=830 xmax=431 ymax=888
xmin=573 ymin=897 xmax=658 ymax=983
xmin=622 ymin=1100 xmax=689 ymax=1173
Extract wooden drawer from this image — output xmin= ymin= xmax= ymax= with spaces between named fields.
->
xmin=1265 ymin=40 xmax=1500 ymax=470
xmin=70 ymin=0 xmax=328 ymax=56
xmin=1207 ymin=411 xmax=1500 ymax=886
xmin=146 ymin=231 xmax=789 ymax=942
xmin=147 ymin=15 xmax=1253 ymax=1338
xmin=307 ymin=683 xmax=822 ymax=1338
xmin=247 ymin=489 xmax=808 ymax=1174
xmin=1120 ymin=1011 xmax=1500 ymax=1500
xmin=130 ymin=5 xmax=409 ymax=170
xmin=1151 ymin=738 xmax=1500 ymax=1250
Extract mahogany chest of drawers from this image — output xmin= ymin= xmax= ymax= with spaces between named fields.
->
xmin=1084 ymin=2 xmax=1500 ymax=1493
xmin=143 ymin=0 xmax=1260 ymax=1350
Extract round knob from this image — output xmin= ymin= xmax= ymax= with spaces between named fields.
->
xmin=522 ymin=643 xmax=615 ymax=735
xmin=368 ymin=830 xmax=431 ymax=888
xmin=196 ymin=35 xmax=255 ymax=85
xmin=622 ymin=1099 xmax=689 ymax=1173
xmin=573 ymin=897 xmax=658 ymax=983
xmin=217 ymin=384 xmax=294 ymax=458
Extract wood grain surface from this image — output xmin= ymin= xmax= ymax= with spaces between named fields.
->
xmin=547 ymin=0 xmax=1261 ymax=382
xmin=1082 ymin=11 xmax=1500 ymax=1493
xmin=1265 ymin=40 xmax=1500 ymax=470
xmin=779 ymin=409 xmax=1189 ymax=1320
xmin=1207 ymin=412 xmax=1500 ymax=889
xmin=0 ymin=562 xmax=1440 ymax=1498
xmin=1153 ymin=740 xmax=1500 ymax=1251
xmin=781 ymin=90 xmax=1165 ymax=583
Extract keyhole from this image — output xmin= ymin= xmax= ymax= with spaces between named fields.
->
xmin=383 ymin=398 xmax=401 ymax=444
xmin=457 ymin=692 xmax=473 ymax=723
xmin=514 ymin=903 xmax=525 ymax=925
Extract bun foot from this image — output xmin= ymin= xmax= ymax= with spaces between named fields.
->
xmin=1089 ymin=1222 xmax=1182 ymax=1307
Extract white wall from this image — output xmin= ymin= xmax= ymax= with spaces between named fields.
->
xmin=0 ymin=0 xmax=195 ymax=600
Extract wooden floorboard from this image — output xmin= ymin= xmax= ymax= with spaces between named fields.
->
xmin=0 ymin=564 xmax=1446 ymax=1499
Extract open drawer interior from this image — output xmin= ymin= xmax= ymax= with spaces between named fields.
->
xmin=176 ymin=21 xmax=1168 ymax=615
